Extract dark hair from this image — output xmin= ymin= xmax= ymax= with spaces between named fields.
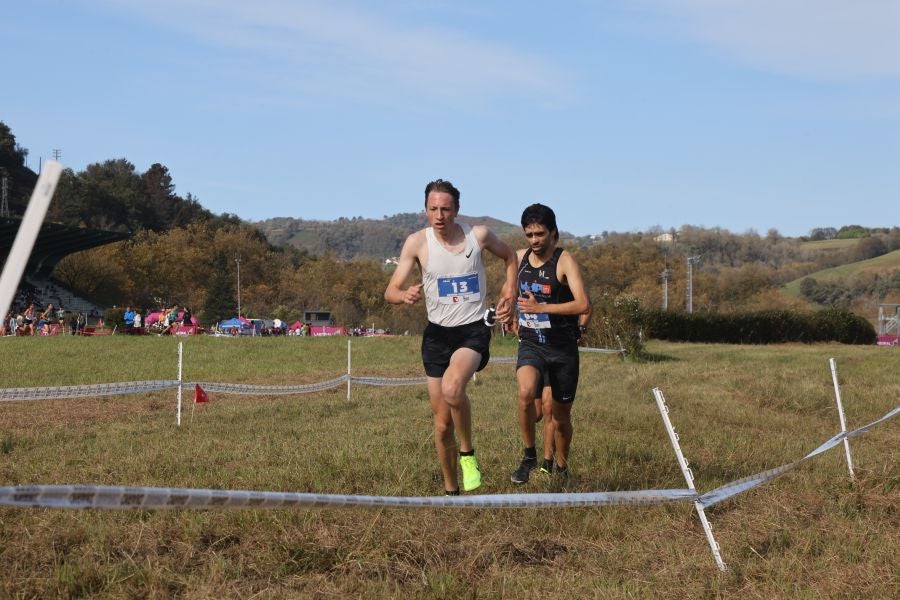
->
xmin=424 ymin=179 xmax=460 ymax=210
xmin=521 ymin=203 xmax=558 ymax=237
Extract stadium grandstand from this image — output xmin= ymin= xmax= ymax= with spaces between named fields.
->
xmin=1 ymin=217 xmax=130 ymax=318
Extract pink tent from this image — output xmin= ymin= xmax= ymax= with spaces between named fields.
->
xmin=288 ymin=321 xmax=303 ymax=330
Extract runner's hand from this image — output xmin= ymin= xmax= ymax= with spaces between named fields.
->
xmin=494 ymin=294 xmax=514 ymax=325
xmin=516 ymin=291 xmax=542 ymax=314
xmin=403 ymin=283 xmax=423 ymax=305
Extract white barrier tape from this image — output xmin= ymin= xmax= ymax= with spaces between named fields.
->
xmin=350 ymin=376 xmax=428 ymax=387
xmin=580 ymin=347 xmax=626 ymax=354
xmin=489 ymin=356 xmax=517 ymax=364
xmin=0 ymin=484 xmax=698 ymax=510
xmin=0 ymin=351 xmax=621 ymax=402
xmin=488 ymin=348 xmax=624 ymax=364
xmin=698 ymin=405 xmax=899 ymax=508
xmin=0 ymin=380 xmax=181 ymax=402
xmin=194 ymin=376 xmax=348 ymax=395
xmin=0 ymin=407 xmax=893 ymax=511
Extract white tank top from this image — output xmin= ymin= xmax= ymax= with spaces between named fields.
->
xmin=422 ymin=224 xmax=488 ymax=327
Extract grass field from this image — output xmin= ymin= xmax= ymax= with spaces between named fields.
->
xmin=799 ymin=239 xmax=860 ymax=252
xmin=1 ymin=336 xmax=897 ymax=598
xmin=782 ymin=249 xmax=900 ymax=297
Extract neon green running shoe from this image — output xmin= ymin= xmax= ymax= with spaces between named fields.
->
xmin=459 ymin=455 xmax=482 ymax=492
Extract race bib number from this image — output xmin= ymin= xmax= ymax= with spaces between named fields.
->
xmin=519 ymin=310 xmax=551 ymax=330
xmin=437 ymin=272 xmax=481 ymax=304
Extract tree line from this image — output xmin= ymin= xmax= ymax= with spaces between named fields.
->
xmin=4 ymin=120 xmax=899 ymax=336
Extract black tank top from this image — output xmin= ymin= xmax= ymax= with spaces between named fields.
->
xmin=517 ymin=247 xmax=578 ymax=345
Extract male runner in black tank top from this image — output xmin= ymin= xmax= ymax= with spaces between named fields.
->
xmin=511 ymin=204 xmax=591 ymax=486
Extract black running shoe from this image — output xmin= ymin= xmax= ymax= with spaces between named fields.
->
xmin=510 ymin=456 xmax=537 ymax=484
xmin=539 ymin=459 xmax=553 ymax=475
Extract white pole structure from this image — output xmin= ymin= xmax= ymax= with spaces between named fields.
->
xmin=652 ymin=388 xmax=727 ymax=571
xmin=0 ymin=161 xmax=62 ymax=323
xmin=346 ymin=339 xmax=351 ymax=401
xmin=235 ymin=254 xmax=241 ymax=318
xmin=176 ymin=342 xmax=184 ymax=426
xmin=686 ymin=256 xmax=701 ymax=314
xmin=828 ymin=358 xmax=855 ymax=480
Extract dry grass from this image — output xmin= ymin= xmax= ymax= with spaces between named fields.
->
xmin=1 ymin=336 xmax=898 ymax=598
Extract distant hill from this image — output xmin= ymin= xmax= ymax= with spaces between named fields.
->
xmin=782 ymin=248 xmax=900 ymax=297
xmin=799 ymin=239 xmax=860 ymax=252
xmin=251 ymin=213 xmax=523 ymax=260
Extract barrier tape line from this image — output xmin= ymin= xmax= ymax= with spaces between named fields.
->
xmin=350 ymin=376 xmax=427 ymax=387
xmin=698 ymin=405 xmax=899 ymax=508
xmin=0 ymin=380 xmax=181 ymax=402
xmin=0 ymin=348 xmax=625 ymax=402
xmin=1 ymin=406 xmax=894 ymax=511
xmin=0 ymin=485 xmax=697 ymax=510
xmin=195 ymin=376 xmax=349 ymax=395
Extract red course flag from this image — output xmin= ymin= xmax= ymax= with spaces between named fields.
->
xmin=194 ymin=384 xmax=209 ymax=403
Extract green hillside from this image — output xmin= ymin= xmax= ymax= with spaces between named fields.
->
xmin=782 ymin=249 xmax=900 ymax=296
xmin=800 ymin=238 xmax=860 ymax=252
xmin=252 ymin=213 xmax=522 ymax=260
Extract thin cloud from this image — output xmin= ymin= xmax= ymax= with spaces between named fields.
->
xmin=631 ymin=0 xmax=900 ymax=80
xmin=97 ymin=0 xmax=569 ymax=106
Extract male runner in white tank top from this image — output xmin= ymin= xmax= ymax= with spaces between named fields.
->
xmin=385 ymin=179 xmax=517 ymax=495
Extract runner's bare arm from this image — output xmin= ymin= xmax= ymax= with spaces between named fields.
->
xmin=476 ymin=226 xmax=518 ymax=323
xmin=384 ymin=231 xmax=424 ymax=305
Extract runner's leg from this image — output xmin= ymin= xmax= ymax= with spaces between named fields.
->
xmin=540 ymin=385 xmax=555 ymax=462
xmin=516 ymin=365 xmax=542 ymax=449
xmin=440 ymin=347 xmax=482 ymax=452
xmin=427 ymin=376 xmax=458 ymax=492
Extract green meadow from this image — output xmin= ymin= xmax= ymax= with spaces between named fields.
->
xmin=782 ymin=248 xmax=900 ymax=297
xmin=1 ymin=336 xmax=897 ymax=598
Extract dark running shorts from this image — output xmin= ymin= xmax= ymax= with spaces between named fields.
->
xmin=517 ymin=338 xmax=580 ymax=404
xmin=422 ymin=319 xmax=491 ymax=378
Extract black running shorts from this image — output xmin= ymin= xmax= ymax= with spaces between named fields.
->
xmin=516 ymin=338 xmax=580 ymax=404
xmin=422 ymin=320 xmax=491 ymax=378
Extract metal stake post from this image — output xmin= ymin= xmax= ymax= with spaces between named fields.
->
xmin=828 ymin=358 xmax=855 ymax=479
xmin=653 ymin=388 xmax=727 ymax=571
xmin=176 ymin=342 xmax=183 ymax=426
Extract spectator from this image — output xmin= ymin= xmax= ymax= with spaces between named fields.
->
xmin=159 ymin=304 xmax=179 ymax=336
xmin=56 ymin=305 xmax=66 ymax=333
xmin=133 ymin=309 xmax=142 ymax=332
xmin=38 ymin=304 xmax=54 ymax=335
xmin=22 ymin=303 xmax=36 ymax=336
xmin=123 ymin=306 xmax=135 ymax=331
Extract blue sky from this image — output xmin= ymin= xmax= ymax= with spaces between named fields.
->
xmin=4 ymin=0 xmax=899 ymax=237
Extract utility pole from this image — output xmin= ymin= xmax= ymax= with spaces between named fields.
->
xmin=0 ymin=177 xmax=8 ymax=218
xmin=687 ymin=255 xmax=701 ymax=313
xmin=235 ymin=254 xmax=242 ymax=317
xmin=663 ymin=264 xmax=672 ymax=310
xmin=52 ymin=148 xmax=62 ymax=161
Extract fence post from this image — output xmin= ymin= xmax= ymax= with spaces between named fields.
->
xmin=653 ymin=387 xmax=727 ymax=572
xmin=828 ymin=358 xmax=855 ymax=480
xmin=176 ymin=342 xmax=183 ymax=426
xmin=347 ymin=339 xmax=351 ymax=401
